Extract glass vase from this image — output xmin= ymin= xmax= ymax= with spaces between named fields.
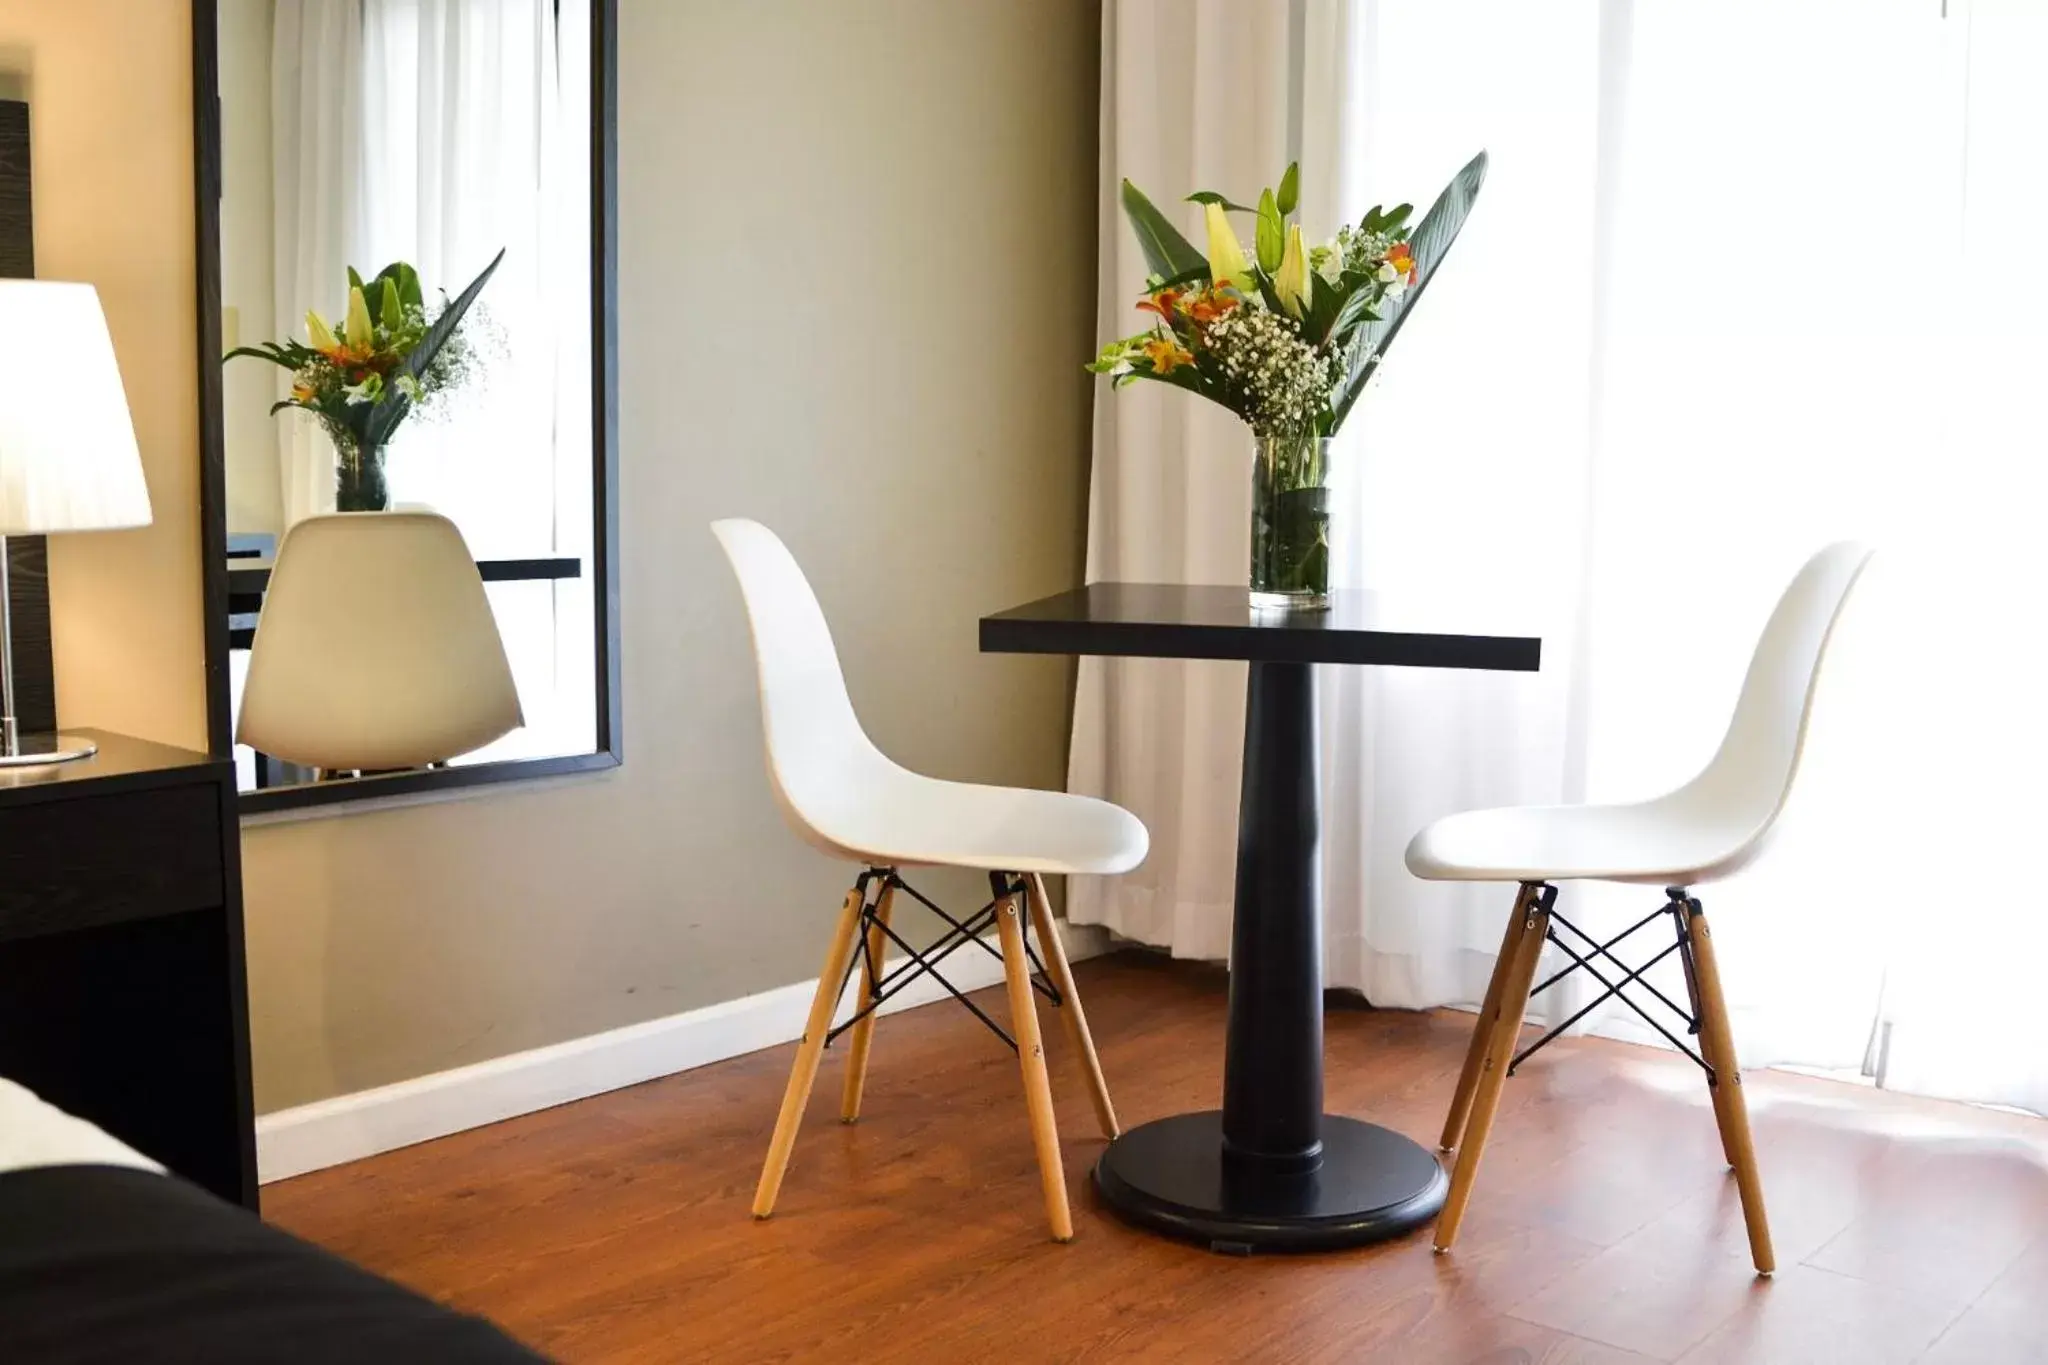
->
xmin=1249 ymin=433 xmax=1334 ymax=611
xmin=335 ymin=438 xmax=390 ymax=513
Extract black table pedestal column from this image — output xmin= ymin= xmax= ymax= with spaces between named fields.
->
xmin=1094 ymin=661 xmax=1450 ymax=1251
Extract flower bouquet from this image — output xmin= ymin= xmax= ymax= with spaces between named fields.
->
xmin=228 ymin=250 xmax=503 ymax=512
xmin=1090 ymin=154 xmax=1486 ymax=608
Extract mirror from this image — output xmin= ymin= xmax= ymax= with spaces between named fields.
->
xmin=196 ymin=0 xmax=618 ymax=810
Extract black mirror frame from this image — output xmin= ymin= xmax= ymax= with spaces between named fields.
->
xmin=191 ymin=0 xmax=622 ymax=814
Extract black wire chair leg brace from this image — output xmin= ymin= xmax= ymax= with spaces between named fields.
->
xmin=1508 ymin=885 xmax=1714 ymax=1078
xmin=822 ymin=869 xmax=1063 ymax=1055
xmin=1433 ymin=882 xmax=1777 ymax=1275
xmin=752 ymin=866 xmax=1108 ymax=1243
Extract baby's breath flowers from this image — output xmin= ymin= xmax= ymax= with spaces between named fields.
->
xmin=1203 ymin=307 xmax=1339 ymax=438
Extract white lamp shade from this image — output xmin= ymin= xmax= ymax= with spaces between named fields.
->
xmin=0 ymin=281 xmax=152 ymax=535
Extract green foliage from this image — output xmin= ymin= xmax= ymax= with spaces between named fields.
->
xmin=1121 ymin=179 xmax=1207 ymax=280
xmin=1276 ymin=161 xmax=1300 ymax=216
xmin=1107 ymin=152 xmax=1488 ymax=439
xmin=364 ymin=249 xmax=503 ymax=450
xmin=1363 ymin=203 xmax=1412 ymax=233
xmin=226 ymin=249 xmax=504 ymax=462
xmin=1255 ymin=189 xmax=1284 ymax=273
xmin=1331 ymin=150 xmax=1487 ymax=429
xmin=1185 ymin=190 xmax=1257 ymax=212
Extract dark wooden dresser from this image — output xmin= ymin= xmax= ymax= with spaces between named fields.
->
xmin=0 ymin=729 xmax=255 ymax=1208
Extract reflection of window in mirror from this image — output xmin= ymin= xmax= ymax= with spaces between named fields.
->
xmin=217 ymin=0 xmax=598 ymax=793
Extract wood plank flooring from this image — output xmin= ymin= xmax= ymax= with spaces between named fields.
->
xmin=267 ymin=952 xmax=2048 ymax=1363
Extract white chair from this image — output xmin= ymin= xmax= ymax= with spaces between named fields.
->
xmin=1409 ymin=542 xmax=1873 ymax=1276
xmin=238 ymin=512 xmax=522 ymax=774
xmin=713 ymin=518 xmax=1147 ymax=1242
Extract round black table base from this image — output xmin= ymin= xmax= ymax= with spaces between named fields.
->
xmin=1093 ymin=1111 xmax=1449 ymax=1253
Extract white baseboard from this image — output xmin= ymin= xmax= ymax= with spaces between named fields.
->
xmin=255 ymin=922 xmax=1110 ymax=1184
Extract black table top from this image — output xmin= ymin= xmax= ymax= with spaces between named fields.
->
xmin=981 ymin=583 xmax=1542 ymax=671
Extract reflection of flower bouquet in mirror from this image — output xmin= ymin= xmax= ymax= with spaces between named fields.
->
xmin=226 ymin=249 xmax=502 ymax=511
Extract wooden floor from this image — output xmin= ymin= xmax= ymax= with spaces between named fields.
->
xmin=269 ymin=952 xmax=2048 ymax=1364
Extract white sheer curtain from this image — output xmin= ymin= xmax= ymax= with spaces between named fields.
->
xmin=1079 ymin=0 xmax=2048 ymax=1116
xmin=264 ymin=0 xmax=595 ymax=761
xmin=270 ymin=0 xmax=364 ymax=527
xmin=271 ymin=0 xmax=583 ymax=547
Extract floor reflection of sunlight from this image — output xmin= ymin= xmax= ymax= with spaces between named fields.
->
xmin=1589 ymin=1033 xmax=2048 ymax=1157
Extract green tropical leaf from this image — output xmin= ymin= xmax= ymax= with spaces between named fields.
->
xmin=1121 ymin=179 xmax=1208 ymax=281
xmin=375 ymin=261 xmax=424 ymax=310
xmin=1255 ymin=189 xmax=1283 ymax=273
xmin=224 ymin=341 xmax=311 ymax=368
xmin=1185 ymin=190 xmax=1258 ymax=213
xmin=363 ymin=247 xmax=505 ymax=450
xmin=1277 ymin=162 xmax=1300 ymax=217
xmin=1327 ymin=282 xmax=1384 ymax=343
xmin=1301 ymin=274 xmax=1349 ymax=348
xmin=1331 ymin=150 xmax=1487 ymax=431
xmin=377 ymin=278 xmax=403 ymax=330
xmin=1254 ymin=269 xmax=1286 ymax=318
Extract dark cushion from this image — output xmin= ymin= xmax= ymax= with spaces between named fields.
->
xmin=0 ymin=1165 xmax=547 ymax=1364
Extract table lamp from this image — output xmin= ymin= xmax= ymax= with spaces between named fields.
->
xmin=0 ymin=280 xmax=153 ymax=765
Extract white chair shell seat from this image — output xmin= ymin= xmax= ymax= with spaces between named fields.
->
xmin=1407 ymin=542 xmax=1872 ymax=892
xmin=794 ymin=756 xmax=1148 ymax=876
xmin=1406 ymin=795 xmax=1768 ymax=887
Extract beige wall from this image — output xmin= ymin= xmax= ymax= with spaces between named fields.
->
xmin=7 ymin=0 xmax=1100 ymax=1110
xmin=0 ymin=0 xmax=210 ymax=752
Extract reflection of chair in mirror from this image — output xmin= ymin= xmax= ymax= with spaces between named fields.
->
xmin=237 ymin=512 xmax=522 ymax=777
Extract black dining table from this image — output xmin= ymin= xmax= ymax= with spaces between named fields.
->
xmin=981 ymin=582 xmax=1542 ymax=1252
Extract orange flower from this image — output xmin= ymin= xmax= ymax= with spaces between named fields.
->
xmin=1136 ymin=286 xmax=1184 ymax=321
xmin=1386 ymin=242 xmax=1416 ymax=283
xmin=1142 ymin=336 xmax=1194 ymax=375
xmin=1183 ymin=286 xmax=1241 ymax=325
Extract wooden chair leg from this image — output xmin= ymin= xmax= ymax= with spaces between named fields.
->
xmin=1677 ymin=919 xmax=1740 ymax=1171
xmin=1440 ymin=883 xmax=1537 ymax=1152
xmin=1685 ymin=899 xmax=1776 ymax=1275
xmin=1435 ymin=891 xmax=1551 ymax=1253
xmin=997 ymin=880 xmax=1073 ymax=1242
xmin=1025 ymin=873 xmax=1119 ymax=1140
xmin=839 ymin=881 xmax=895 ymax=1123
xmin=752 ymin=881 xmax=867 ymax=1219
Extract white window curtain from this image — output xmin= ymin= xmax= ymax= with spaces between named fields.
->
xmin=270 ymin=0 xmax=364 ymax=529
xmin=270 ymin=0 xmax=587 ymax=551
xmin=1077 ymin=0 xmax=2048 ymax=1117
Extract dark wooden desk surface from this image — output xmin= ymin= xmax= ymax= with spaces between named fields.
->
xmin=0 ymin=728 xmax=225 ymax=807
xmin=0 ymin=729 xmax=255 ymax=1208
xmin=981 ymin=582 xmax=1542 ymax=671
xmin=226 ymin=554 xmax=583 ymax=596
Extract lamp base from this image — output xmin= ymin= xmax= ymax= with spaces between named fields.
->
xmin=0 ymin=732 xmax=100 ymax=767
